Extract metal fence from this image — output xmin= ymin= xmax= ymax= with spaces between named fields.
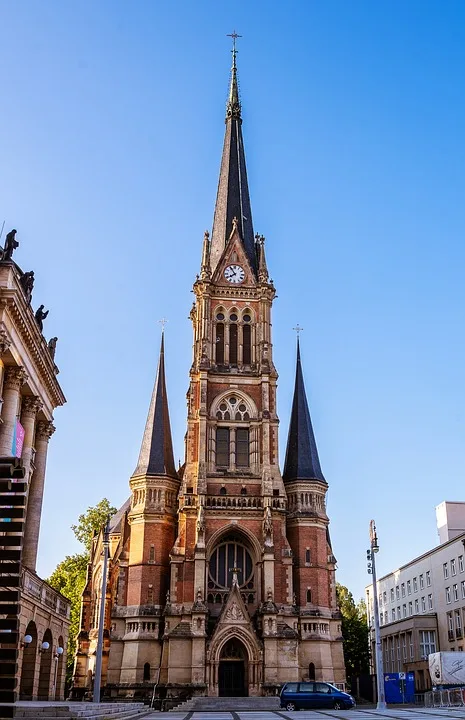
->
xmin=423 ymin=688 xmax=465 ymax=707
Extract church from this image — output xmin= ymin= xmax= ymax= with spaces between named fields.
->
xmin=72 ymin=46 xmax=345 ymax=701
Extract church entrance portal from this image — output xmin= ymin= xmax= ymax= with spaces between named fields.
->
xmin=218 ymin=638 xmax=248 ymax=697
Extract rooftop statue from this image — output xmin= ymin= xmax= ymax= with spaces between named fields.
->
xmin=34 ymin=304 xmax=49 ymax=332
xmin=20 ymin=271 xmax=35 ymax=304
xmin=48 ymin=336 xmax=58 ymax=359
xmin=1 ymin=229 xmax=19 ymax=261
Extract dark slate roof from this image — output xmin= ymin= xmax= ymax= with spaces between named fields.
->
xmin=283 ymin=339 xmax=326 ymax=484
xmin=132 ymin=333 xmax=177 ymax=479
xmin=109 ymin=497 xmax=131 ymax=533
xmin=210 ymin=51 xmax=257 ymax=277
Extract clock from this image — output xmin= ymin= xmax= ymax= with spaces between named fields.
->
xmin=224 ymin=264 xmax=245 ymax=284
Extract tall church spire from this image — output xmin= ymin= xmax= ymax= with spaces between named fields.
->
xmin=132 ymin=331 xmax=177 ymax=479
xmin=283 ymin=338 xmax=326 ymax=483
xmin=210 ymin=40 xmax=257 ymax=276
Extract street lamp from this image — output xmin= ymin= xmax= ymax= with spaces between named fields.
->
xmin=38 ymin=641 xmax=50 ymax=654
xmin=21 ymin=634 xmax=32 ymax=648
xmin=53 ymin=646 xmax=64 ymax=697
xmin=367 ymin=519 xmax=386 ymax=711
xmin=93 ymin=517 xmax=110 ymax=704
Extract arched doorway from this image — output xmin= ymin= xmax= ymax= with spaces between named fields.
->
xmin=219 ymin=638 xmax=247 ymax=697
xmin=19 ymin=621 xmax=38 ymax=700
xmin=38 ymin=629 xmax=53 ymax=700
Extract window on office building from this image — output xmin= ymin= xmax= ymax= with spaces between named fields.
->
xmin=401 ymin=583 xmax=406 ymax=598
xmin=403 ymin=604 xmax=407 ymax=618
xmin=459 ymin=555 xmax=464 ymax=573
xmin=428 ymin=594 xmax=433 ymax=610
xmin=391 ymin=609 xmax=396 ymax=621
xmin=408 ymin=601 xmax=413 ymax=615
xmin=407 ymin=580 xmax=412 ymax=595
xmin=396 ymin=585 xmax=400 ymax=600
xmin=426 ymin=571 xmax=431 ymax=586
xmin=408 ymin=631 xmax=414 ymax=659
xmin=444 ymin=562 xmax=449 ymax=579
xmin=446 ymin=587 xmax=451 ymax=604
xmin=453 ymin=584 xmax=459 ymax=602
xmin=383 ymin=591 xmax=387 ymax=603
xmin=413 ymin=577 xmax=418 ymax=592
xmin=420 ymin=573 xmax=424 ymax=589
xmin=456 ymin=610 xmax=462 ymax=635
xmin=390 ymin=588 xmax=394 ymax=602
xmin=415 ymin=599 xmax=419 ymax=613
xmin=421 ymin=596 xmax=426 ymax=612
xmin=451 ymin=558 xmax=457 ymax=576
xmin=401 ymin=634 xmax=407 ymax=660
xmin=420 ymin=630 xmax=437 ymax=657
xmin=461 ymin=580 xmax=465 ymax=599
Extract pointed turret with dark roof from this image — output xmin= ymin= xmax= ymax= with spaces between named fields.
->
xmin=283 ymin=339 xmax=326 ymax=484
xmin=132 ymin=332 xmax=177 ymax=479
xmin=210 ymin=43 xmax=257 ymax=276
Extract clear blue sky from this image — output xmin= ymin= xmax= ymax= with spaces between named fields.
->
xmin=1 ymin=1 xmax=465 ymax=603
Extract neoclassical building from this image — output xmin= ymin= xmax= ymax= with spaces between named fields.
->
xmin=73 ymin=49 xmax=345 ymax=700
xmin=0 ymin=229 xmax=70 ymax=703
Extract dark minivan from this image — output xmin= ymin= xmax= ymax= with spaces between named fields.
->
xmin=280 ymin=681 xmax=355 ymax=710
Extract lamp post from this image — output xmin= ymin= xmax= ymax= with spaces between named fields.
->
xmin=93 ymin=517 xmax=110 ymax=704
xmin=53 ymin=646 xmax=64 ymax=698
xmin=367 ymin=519 xmax=386 ymax=711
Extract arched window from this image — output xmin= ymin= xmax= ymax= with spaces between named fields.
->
xmin=229 ymin=322 xmax=238 ymax=364
xmin=236 ymin=429 xmax=250 ymax=467
xmin=309 ymin=662 xmax=316 ymax=681
xmin=143 ymin=663 xmax=150 ymax=681
xmin=306 ymin=588 xmax=312 ymax=604
xmin=216 ymin=322 xmax=225 ymax=364
xmin=208 ymin=534 xmax=255 ymax=605
xmin=242 ymin=324 xmax=251 ymax=364
xmin=216 ymin=428 xmax=230 ymax=467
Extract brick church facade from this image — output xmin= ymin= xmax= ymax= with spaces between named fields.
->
xmin=72 ymin=48 xmax=345 ymax=700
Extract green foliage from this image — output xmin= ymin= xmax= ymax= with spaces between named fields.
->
xmin=71 ymin=498 xmax=117 ymax=553
xmin=336 ymin=583 xmax=370 ymax=678
xmin=47 ymin=499 xmax=117 ymax=686
xmin=48 ymin=553 xmax=88 ymax=683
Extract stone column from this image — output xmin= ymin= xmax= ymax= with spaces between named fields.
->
xmin=22 ymin=420 xmax=55 ymax=570
xmin=20 ymin=396 xmax=43 ymax=480
xmin=0 ymin=366 xmax=28 ymax=456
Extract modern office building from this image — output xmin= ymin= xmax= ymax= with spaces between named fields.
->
xmin=366 ymin=502 xmax=465 ymax=691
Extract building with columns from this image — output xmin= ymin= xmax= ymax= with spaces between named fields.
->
xmin=73 ymin=49 xmax=345 ymax=701
xmin=0 ymin=233 xmax=70 ymax=701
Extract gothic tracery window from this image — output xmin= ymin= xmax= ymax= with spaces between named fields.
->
xmin=207 ymin=534 xmax=255 ymax=605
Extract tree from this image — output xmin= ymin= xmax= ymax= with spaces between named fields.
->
xmin=336 ymin=583 xmax=370 ymax=678
xmin=47 ymin=499 xmax=117 ymax=687
xmin=71 ymin=498 xmax=117 ymax=553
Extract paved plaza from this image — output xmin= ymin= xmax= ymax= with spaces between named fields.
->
xmin=142 ymin=710 xmax=465 ymax=720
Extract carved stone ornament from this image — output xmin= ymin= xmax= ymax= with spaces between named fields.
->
xmin=0 ymin=328 xmax=11 ymax=356
xmin=36 ymin=420 xmax=56 ymax=442
xmin=21 ymin=396 xmax=43 ymax=417
xmin=4 ymin=366 xmax=28 ymax=390
xmin=197 ymin=504 xmax=205 ymax=535
xmin=225 ymin=601 xmax=243 ymax=621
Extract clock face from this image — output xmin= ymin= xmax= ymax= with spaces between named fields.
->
xmin=224 ymin=264 xmax=245 ymax=284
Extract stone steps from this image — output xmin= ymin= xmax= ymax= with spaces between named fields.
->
xmin=15 ymin=702 xmax=150 ymax=719
xmin=172 ymin=696 xmax=280 ymax=712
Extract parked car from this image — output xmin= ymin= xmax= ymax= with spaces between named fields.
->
xmin=280 ymin=681 xmax=356 ymax=710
